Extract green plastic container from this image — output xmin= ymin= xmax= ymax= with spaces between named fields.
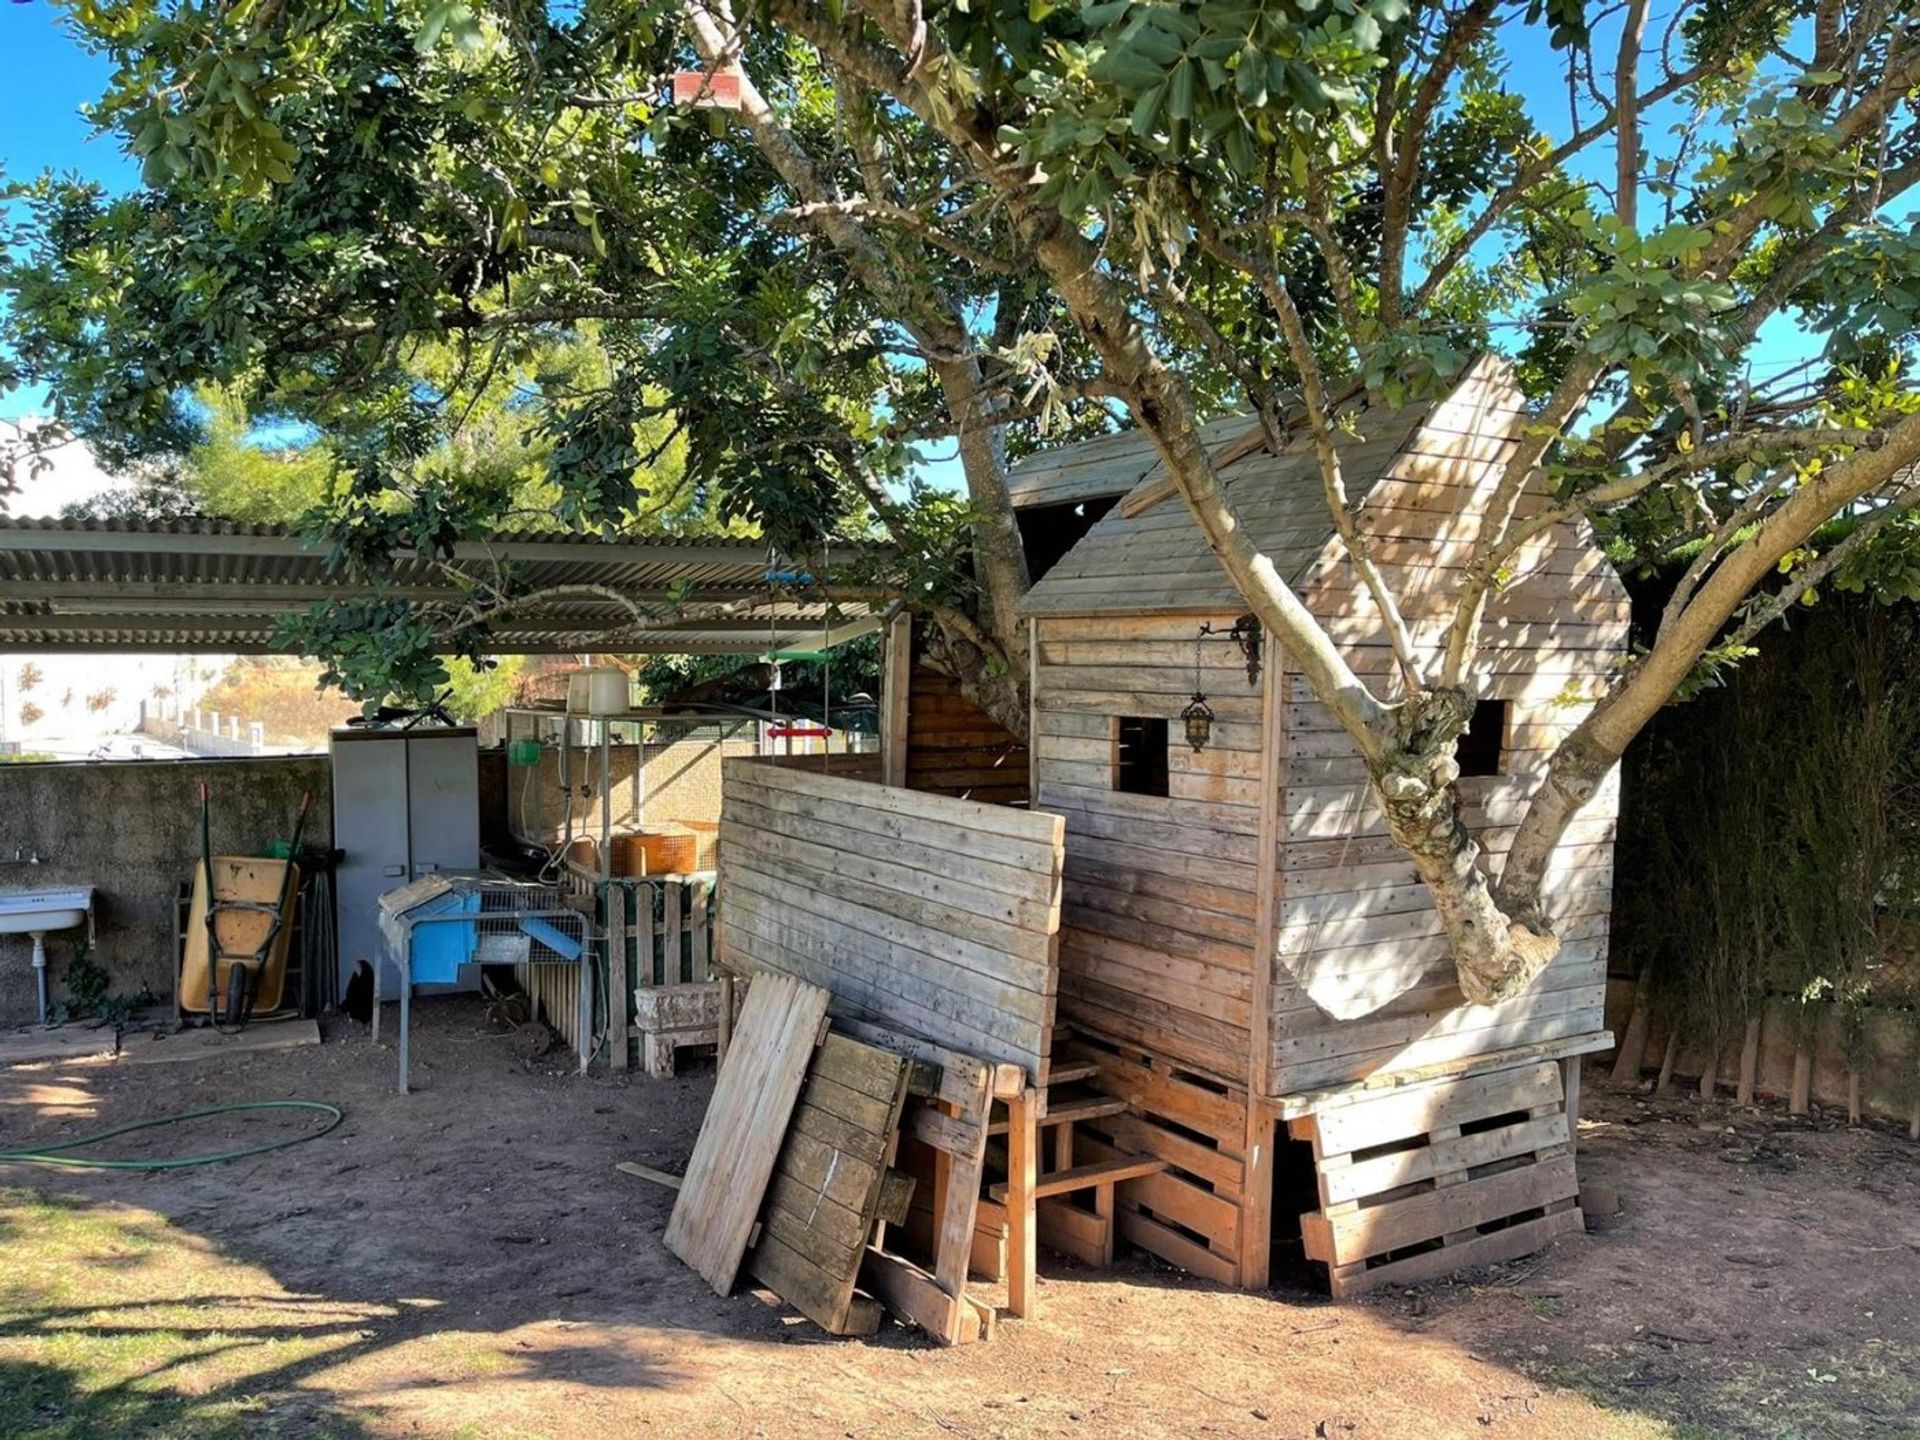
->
xmin=508 ymin=737 xmax=543 ymax=767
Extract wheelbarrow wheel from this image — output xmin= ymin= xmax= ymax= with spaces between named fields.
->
xmin=226 ymin=963 xmax=249 ymax=1027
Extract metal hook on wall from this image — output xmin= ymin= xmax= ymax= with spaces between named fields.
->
xmin=1196 ymin=614 xmax=1263 ymax=688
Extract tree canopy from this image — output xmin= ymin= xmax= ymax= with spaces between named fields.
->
xmin=5 ymin=0 xmax=1918 ymax=1001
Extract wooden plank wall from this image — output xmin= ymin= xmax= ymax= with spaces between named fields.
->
xmin=717 ymin=758 xmax=1065 ymax=1085
xmin=1031 ymin=612 xmax=1270 ymax=1282
xmin=1032 ymin=611 xmax=1268 ymax=1086
xmin=761 ymin=751 xmax=883 ymax=782
xmin=1270 ymin=362 xmax=1630 ymax=1097
xmin=905 ymin=665 xmax=1029 ymax=807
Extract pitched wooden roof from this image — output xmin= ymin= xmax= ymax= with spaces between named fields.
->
xmin=1005 ymin=412 xmax=1259 ymax=510
xmin=1019 ymin=358 xmax=1552 ymax=617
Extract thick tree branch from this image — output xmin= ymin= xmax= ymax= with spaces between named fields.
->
xmin=1409 ymin=58 xmax=1715 ymax=315
xmin=777 ymin=0 xmax=1394 ymax=750
xmin=1483 ymin=425 xmax=1877 ymax=578
xmin=1499 ymin=411 xmax=1920 ymax=926
xmin=1441 ymin=357 xmax=1604 ymax=685
xmin=1614 ymin=0 xmax=1650 ymax=231
xmin=768 ymin=196 xmax=1018 ymax=274
xmin=1723 ymin=484 xmax=1920 ymax=649
xmin=1380 ymin=0 xmax=1499 ymax=327
xmin=1188 ymin=213 xmax=1426 ymax=693
xmin=685 ymin=0 xmax=1033 ymax=699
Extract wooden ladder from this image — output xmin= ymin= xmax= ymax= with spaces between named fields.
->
xmin=980 ymin=1059 xmax=1168 ymax=1276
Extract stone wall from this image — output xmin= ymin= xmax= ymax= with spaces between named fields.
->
xmin=0 ymin=756 xmax=331 ymax=1025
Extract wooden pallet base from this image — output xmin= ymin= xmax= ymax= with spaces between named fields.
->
xmin=1325 ymin=1201 xmax=1583 ymax=1297
xmin=746 ymin=1032 xmax=915 ymax=1335
xmin=1291 ymin=1057 xmax=1584 ymax=1298
xmin=1058 ymin=1033 xmax=1249 ymax=1285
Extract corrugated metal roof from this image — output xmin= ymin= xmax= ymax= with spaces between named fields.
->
xmin=0 ymin=517 xmax=884 ymax=655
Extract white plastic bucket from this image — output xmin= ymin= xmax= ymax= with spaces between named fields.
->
xmin=567 ymin=666 xmax=629 ymax=715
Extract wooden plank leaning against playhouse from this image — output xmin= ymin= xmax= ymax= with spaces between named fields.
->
xmin=714 ymin=756 xmax=1066 ymax=1333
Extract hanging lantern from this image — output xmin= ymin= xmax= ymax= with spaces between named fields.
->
xmin=1180 ymin=692 xmax=1215 ymax=752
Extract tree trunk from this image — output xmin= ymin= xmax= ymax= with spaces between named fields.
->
xmin=928 ymin=357 xmax=1032 ymax=670
xmin=1655 ymin=1031 xmax=1679 ymax=1094
xmin=1847 ymin=1070 xmax=1862 ymax=1126
xmin=1908 ymin=1101 xmax=1918 ymax=1142
xmin=783 ymin=3 xmax=1920 ymax=1012
xmin=1610 ymin=968 xmax=1655 ymax=1086
xmin=920 ymin=623 xmax=1028 ymax=741
xmin=1789 ymin=1046 xmax=1812 ymax=1116
xmin=1366 ymin=689 xmax=1563 ymax=1004
xmin=1735 ymin=1014 xmax=1763 ymax=1105
xmin=686 ymin=6 xmax=1033 ymax=737
xmin=1698 ymin=1047 xmax=1718 ymax=1101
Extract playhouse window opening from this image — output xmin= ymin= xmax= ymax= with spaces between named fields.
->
xmin=1456 ymin=698 xmax=1511 ymax=778
xmin=1113 ymin=716 xmax=1170 ymax=797
xmin=1017 ymin=494 xmax=1119 ymax=580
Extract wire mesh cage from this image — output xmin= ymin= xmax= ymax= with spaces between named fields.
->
xmin=379 ymin=874 xmax=591 ymax=982
xmin=375 ymin=873 xmax=596 ymax=1091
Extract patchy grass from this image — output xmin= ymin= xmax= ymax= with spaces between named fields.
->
xmin=0 ymin=1185 xmax=387 ymax=1438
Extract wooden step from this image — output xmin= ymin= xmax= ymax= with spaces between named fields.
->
xmin=989 ymin=1094 xmax=1128 ymax=1136
xmin=990 ymin=1155 xmax=1168 ymax=1203
xmin=1043 ymin=1060 xmax=1100 ymax=1086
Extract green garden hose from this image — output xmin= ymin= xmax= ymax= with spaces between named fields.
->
xmin=0 ymin=1100 xmax=343 ymax=1170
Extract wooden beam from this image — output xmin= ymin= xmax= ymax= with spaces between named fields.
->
xmin=0 ymin=524 xmax=785 ymax=569
xmin=1241 ymin=629 xmax=1286 ymax=1289
xmin=1117 ymin=422 xmax=1269 ymax=519
xmin=989 ymin=1153 xmax=1167 ymax=1203
xmin=615 ymin=1161 xmax=683 ymax=1190
xmin=881 ymin=610 xmax=912 ymax=787
xmin=1004 ymin=1087 xmax=1039 ymax=1319
xmin=859 ymin=1246 xmax=987 ymax=1346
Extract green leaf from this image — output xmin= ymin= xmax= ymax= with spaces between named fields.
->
xmin=1166 ymin=59 xmax=1195 ymax=122
xmin=1129 ymin=80 xmax=1166 ymax=137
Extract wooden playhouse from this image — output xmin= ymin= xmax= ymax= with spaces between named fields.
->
xmin=1007 ymin=357 xmax=1628 ymax=1293
xmin=712 ymin=357 xmax=1629 ymax=1311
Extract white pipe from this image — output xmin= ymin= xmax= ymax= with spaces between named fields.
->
xmin=30 ymin=931 xmax=47 ymax=1025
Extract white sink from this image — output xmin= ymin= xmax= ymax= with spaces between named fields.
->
xmin=0 ymin=888 xmax=93 ymax=1024
xmin=0 ymin=888 xmax=93 ymax=937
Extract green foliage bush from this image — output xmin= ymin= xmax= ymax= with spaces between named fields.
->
xmin=1616 ymin=597 xmax=1920 ymax=1053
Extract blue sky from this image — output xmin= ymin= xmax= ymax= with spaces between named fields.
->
xmin=0 ymin=7 xmax=132 ymax=187
xmin=1 ymin=4 xmax=135 ymax=423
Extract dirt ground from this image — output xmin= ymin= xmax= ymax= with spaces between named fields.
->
xmin=0 ymin=999 xmax=1915 ymax=1440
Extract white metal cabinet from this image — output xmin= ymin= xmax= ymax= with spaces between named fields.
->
xmin=330 ymin=727 xmax=479 ymax=994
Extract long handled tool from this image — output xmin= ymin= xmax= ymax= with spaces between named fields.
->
xmin=200 ymin=785 xmax=312 ymax=1033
